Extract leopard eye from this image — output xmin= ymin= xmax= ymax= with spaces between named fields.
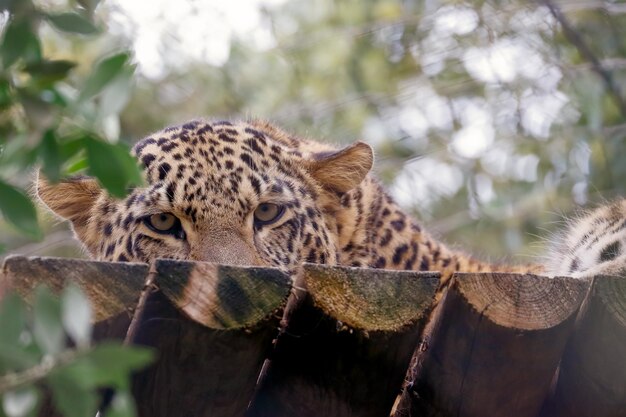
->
xmin=254 ymin=203 xmax=284 ymax=225
xmin=143 ymin=213 xmax=185 ymax=239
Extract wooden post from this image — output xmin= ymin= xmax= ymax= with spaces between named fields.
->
xmin=1 ymin=256 xmax=292 ymax=417
xmin=1 ymin=256 xmax=150 ymax=417
xmin=394 ymin=273 xmax=588 ymax=417
xmin=129 ymin=259 xmax=291 ymax=417
xmin=247 ymin=264 xmax=439 ymax=417
xmin=1 ymin=255 xmax=147 ymax=325
xmin=542 ymin=275 xmax=626 ymax=417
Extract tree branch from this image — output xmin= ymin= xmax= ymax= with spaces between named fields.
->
xmin=0 ymin=348 xmax=86 ymax=394
xmin=544 ymin=0 xmax=626 ymax=118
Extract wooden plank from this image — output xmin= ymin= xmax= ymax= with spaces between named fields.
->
xmin=129 ymin=259 xmax=291 ymax=417
xmin=394 ymin=273 xmax=588 ymax=417
xmin=1 ymin=257 xmax=291 ymax=417
xmin=1 ymin=256 xmax=150 ymax=417
xmin=0 ymin=255 xmax=148 ymax=321
xmin=542 ymin=275 xmax=626 ymax=417
xmin=247 ymin=264 xmax=439 ymax=417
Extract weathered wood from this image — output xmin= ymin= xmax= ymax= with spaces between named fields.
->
xmin=7 ymin=256 xmax=620 ymax=417
xmin=248 ymin=264 xmax=439 ymax=417
xmin=1 ymin=256 xmax=292 ymax=417
xmin=0 ymin=256 xmax=149 ymax=417
xmin=129 ymin=259 xmax=291 ymax=417
xmin=543 ymin=275 xmax=626 ymax=417
xmin=395 ymin=273 xmax=588 ymax=417
xmin=0 ymin=256 xmax=148 ymax=321
xmin=155 ymin=259 xmax=290 ymax=329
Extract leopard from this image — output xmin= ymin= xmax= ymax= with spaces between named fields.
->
xmin=36 ymin=119 xmax=626 ymax=291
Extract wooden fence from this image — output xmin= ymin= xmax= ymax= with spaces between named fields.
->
xmin=1 ymin=255 xmax=625 ymax=417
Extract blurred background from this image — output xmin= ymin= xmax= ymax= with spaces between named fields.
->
xmin=1 ymin=0 xmax=626 ymax=266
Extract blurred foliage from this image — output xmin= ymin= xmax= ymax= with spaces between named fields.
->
xmin=0 ymin=285 xmax=153 ymax=417
xmin=116 ymin=0 xmax=626 ymax=262
xmin=1 ymin=0 xmax=626 ymax=262
xmin=0 ymin=0 xmax=140 ymax=250
xmin=0 ymin=2 xmax=150 ymax=416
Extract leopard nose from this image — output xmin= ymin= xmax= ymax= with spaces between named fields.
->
xmin=190 ymin=237 xmax=262 ymax=267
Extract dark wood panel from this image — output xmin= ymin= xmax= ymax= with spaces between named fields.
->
xmin=395 ymin=273 xmax=588 ymax=417
xmin=543 ymin=275 xmax=626 ymax=417
xmin=130 ymin=259 xmax=291 ymax=417
xmin=248 ymin=264 xmax=439 ymax=417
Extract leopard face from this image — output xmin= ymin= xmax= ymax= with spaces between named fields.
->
xmin=37 ymin=120 xmax=373 ymax=274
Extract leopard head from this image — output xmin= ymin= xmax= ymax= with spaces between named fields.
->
xmin=36 ymin=120 xmax=373 ymax=274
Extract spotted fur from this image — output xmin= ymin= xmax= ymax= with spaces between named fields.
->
xmin=37 ymin=119 xmax=624 ymax=287
xmin=548 ymin=200 xmax=626 ymax=278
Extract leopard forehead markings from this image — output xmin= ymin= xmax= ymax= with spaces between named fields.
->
xmin=131 ymin=122 xmax=303 ymax=224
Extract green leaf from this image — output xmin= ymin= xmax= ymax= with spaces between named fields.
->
xmin=46 ymin=13 xmax=98 ymax=35
xmin=79 ymin=53 xmax=129 ymax=101
xmin=90 ymin=343 xmax=154 ymax=370
xmin=99 ymin=66 xmax=134 ymax=117
xmin=0 ymin=0 xmax=32 ymax=14
xmin=0 ymin=293 xmax=26 ymax=348
xmin=85 ymin=138 xmax=142 ymax=197
xmin=56 ymin=343 xmax=153 ymax=390
xmin=58 ymin=137 xmax=86 ymax=160
xmin=0 ymin=293 xmax=39 ymax=372
xmin=2 ymin=387 xmax=40 ymax=417
xmin=0 ymin=79 xmax=12 ymax=109
xmin=47 ymin=370 xmax=98 ymax=417
xmin=61 ymin=285 xmax=92 ymax=347
xmin=38 ymin=131 xmax=62 ymax=182
xmin=0 ymin=344 xmax=40 ymax=371
xmin=0 ymin=0 xmax=16 ymax=13
xmin=32 ymin=286 xmax=64 ymax=356
xmin=16 ymin=89 xmax=55 ymax=130
xmin=23 ymin=60 xmax=76 ymax=85
xmin=65 ymin=157 xmax=88 ymax=175
xmin=0 ymin=181 xmax=41 ymax=239
xmin=0 ymin=19 xmax=41 ymax=69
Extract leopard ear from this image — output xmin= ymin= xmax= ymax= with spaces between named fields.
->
xmin=36 ymin=173 xmax=102 ymax=235
xmin=308 ymin=142 xmax=374 ymax=193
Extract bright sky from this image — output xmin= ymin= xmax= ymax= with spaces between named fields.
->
xmin=104 ymin=1 xmax=572 ymax=210
xmin=108 ymin=0 xmax=286 ymax=79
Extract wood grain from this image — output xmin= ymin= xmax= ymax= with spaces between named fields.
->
xmin=0 ymin=255 xmax=147 ymax=321
xmin=129 ymin=259 xmax=291 ymax=417
xmin=248 ymin=264 xmax=439 ymax=417
xmin=156 ymin=259 xmax=290 ymax=328
xmin=395 ymin=273 xmax=588 ymax=417
xmin=543 ymin=275 xmax=626 ymax=417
